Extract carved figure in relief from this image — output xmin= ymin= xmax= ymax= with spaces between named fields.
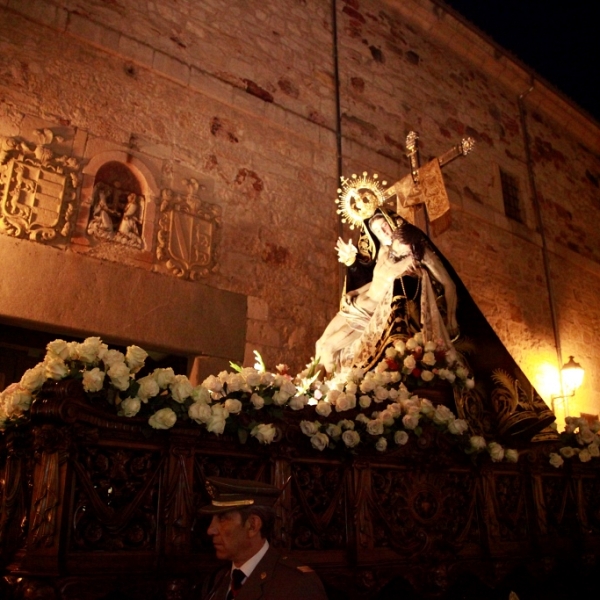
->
xmin=315 ymin=209 xmax=457 ymax=374
xmin=87 ymin=184 xmax=118 ymax=237
xmin=87 ymin=183 xmax=144 ymax=249
xmin=115 ymin=192 xmax=143 ymax=247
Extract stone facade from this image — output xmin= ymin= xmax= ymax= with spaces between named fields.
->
xmin=0 ymin=0 xmax=598 ymax=420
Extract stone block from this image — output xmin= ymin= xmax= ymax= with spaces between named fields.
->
xmin=153 ymin=51 xmax=190 ymax=85
xmin=119 ymin=35 xmax=154 ymax=68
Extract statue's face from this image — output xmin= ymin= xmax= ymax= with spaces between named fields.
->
xmin=370 ymin=217 xmax=393 ymax=246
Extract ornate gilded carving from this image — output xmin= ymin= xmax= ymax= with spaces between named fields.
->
xmin=491 ymin=369 xmax=554 ymax=438
xmin=156 ymin=180 xmax=221 ymax=280
xmin=0 ymin=134 xmax=81 ymax=242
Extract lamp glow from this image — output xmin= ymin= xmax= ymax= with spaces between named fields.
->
xmin=561 ymin=355 xmax=584 ymax=395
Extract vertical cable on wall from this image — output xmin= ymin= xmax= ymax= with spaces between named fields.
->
xmin=331 ymin=0 xmax=345 ymax=297
xmin=518 ymin=82 xmax=566 ymax=401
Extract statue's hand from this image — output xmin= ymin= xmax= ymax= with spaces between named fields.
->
xmin=336 ymin=238 xmax=357 ymax=266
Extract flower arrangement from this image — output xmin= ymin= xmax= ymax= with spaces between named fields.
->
xmin=548 ymin=416 xmax=600 ymax=468
xmin=0 ymin=334 xmax=515 ymax=462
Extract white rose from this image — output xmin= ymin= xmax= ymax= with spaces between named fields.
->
xmin=470 ymin=435 xmax=487 ymax=451
xmin=272 ymin=390 xmax=291 ymax=406
xmin=488 ymin=442 xmax=505 ymax=462
xmin=578 ymin=448 xmax=592 ymax=463
xmin=251 ymin=423 xmax=277 ymax=444
xmin=225 ymin=373 xmax=245 ymax=393
xmin=388 ymin=388 xmax=399 ymax=400
xmin=300 ymin=420 xmax=320 ymax=436
xmin=241 ymin=367 xmax=262 ymax=388
xmin=390 ymin=371 xmax=401 ymax=383
xmin=46 ymin=339 xmax=71 ymax=360
xmin=422 ymin=351 xmax=436 ymax=366
xmin=405 ymin=338 xmax=418 ymax=351
xmin=311 ymin=432 xmax=329 ymax=451
xmin=20 ymin=364 xmax=46 ymax=391
xmin=137 ymin=375 xmax=160 ymax=401
xmin=549 ymin=452 xmax=564 ymax=468
xmin=403 ymin=355 xmax=416 ymax=370
xmin=170 ymin=375 xmax=194 ymax=403
xmin=424 ymin=341 xmax=437 ymax=352
xmin=342 ymin=430 xmax=360 ymax=448
xmin=374 ymin=386 xmax=389 ymax=402
xmin=280 ymin=380 xmax=297 ymax=397
xmin=379 ymin=410 xmax=394 ymax=426
xmin=7 ymin=387 xmax=32 ymax=413
xmin=326 ymin=389 xmax=343 ymax=405
xmin=206 ymin=412 xmax=227 ymax=435
xmin=108 ymin=362 xmax=131 ymax=391
xmin=384 ymin=347 xmax=397 ymax=359
xmin=125 ymin=345 xmax=148 ymax=372
xmin=345 ymin=382 xmax=358 ymax=395
xmin=402 ymin=413 xmax=420 ymax=430
xmin=414 ymin=332 xmax=424 ymax=345
xmin=82 ymin=367 xmax=105 ymax=393
xmin=224 ymin=398 xmax=243 ymax=414
xmin=359 ymin=379 xmax=376 ymax=394
xmin=326 ymin=424 xmax=342 ymax=439
xmin=77 ymin=337 xmax=104 ymax=364
xmin=421 ymin=370 xmax=435 ymax=382
xmin=576 ymin=426 xmax=595 ymax=445
xmin=45 ymin=357 xmax=69 ymax=380
xmin=366 ymin=419 xmax=384 ymax=436
xmin=316 ymin=400 xmax=332 ymax=417
xmin=188 ymin=401 xmax=212 ymax=424
xmin=559 ymin=446 xmax=577 ymax=458
xmin=433 ymin=405 xmax=455 ymax=425
xmin=335 ymin=393 xmax=356 ymax=412
xmin=250 ymin=393 xmax=265 ymax=409
xmin=394 ymin=430 xmax=409 ymax=445
xmin=588 ymin=444 xmax=600 ymax=458
xmin=121 ymin=397 xmax=141 ymax=417
xmin=375 ymin=361 xmax=388 ymax=373
xmin=388 ymin=403 xmax=402 ymax=418
xmin=202 ymin=374 xmax=223 ymax=395
xmin=393 ymin=340 xmax=406 ymax=354
xmin=359 ymin=395 xmax=372 ymax=409
xmin=191 ymin=386 xmax=211 ymax=404
xmin=339 ymin=419 xmax=354 ymax=430
xmin=289 ymin=395 xmax=308 ymax=411
xmin=148 ymin=407 xmax=177 ymax=429
xmin=419 ymin=398 xmax=434 ymax=416
xmin=447 ymin=419 xmax=468 ymax=435
xmin=355 ymin=414 xmax=369 ymax=425
xmin=375 ymin=437 xmax=388 ymax=452
xmin=154 ymin=368 xmax=176 ymax=389
xmin=103 ymin=349 xmax=125 ymax=368
xmin=505 ymin=449 xmax=519 ymax=463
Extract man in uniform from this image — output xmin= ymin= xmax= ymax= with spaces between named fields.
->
xmin=200 ymin=476 xmax=328 ymax=600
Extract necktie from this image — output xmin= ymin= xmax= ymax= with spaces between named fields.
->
xmin=226 ymin=568 xmax=245 ymax=600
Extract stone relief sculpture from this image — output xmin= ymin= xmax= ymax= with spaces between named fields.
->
xmin=0 ymin=132 xmax=81 ymax=242
xmin=156 ymin=178 xmax=221 ymax=280
xmin=87 ymin=173 xmax=145 ymax=250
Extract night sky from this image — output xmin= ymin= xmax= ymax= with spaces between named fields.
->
xmin=442 ymin=0 xmax=600 ymax=123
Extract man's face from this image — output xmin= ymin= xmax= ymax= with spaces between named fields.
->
xmin=207 ymin=510 xmax=253 ymax=565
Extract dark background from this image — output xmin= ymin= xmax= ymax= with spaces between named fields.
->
xmin=443 ymin=0 xmax=599 ymax=123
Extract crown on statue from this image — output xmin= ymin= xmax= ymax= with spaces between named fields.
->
xmin=335 ymin=171 xmax=388 ymax=230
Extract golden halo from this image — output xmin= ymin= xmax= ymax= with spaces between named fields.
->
xmin=335 ymin=172 xmax=388 ymax=230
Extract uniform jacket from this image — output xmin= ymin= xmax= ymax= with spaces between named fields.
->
xmin=201 ymin=546 xmax=328 ymax=600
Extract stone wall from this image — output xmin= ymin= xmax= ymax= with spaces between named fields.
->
xmin=0 ymin=0 xmax=598 ymax=419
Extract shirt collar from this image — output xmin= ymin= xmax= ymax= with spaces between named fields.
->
xmin=233 ymin=539 xmax=269 ymax=581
